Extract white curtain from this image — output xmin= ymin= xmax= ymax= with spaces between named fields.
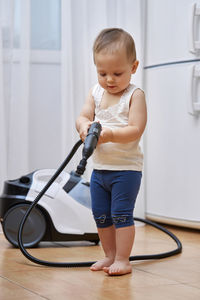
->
xmin=0 ymin=0 xmax=15 ymax=192
xmin=0 ymin=0 xmax=145 ymax=216
xmin=0 ymin=0 xmax=8 ymax=192
xmin=0 ymin=0 xmax=30 ymax=189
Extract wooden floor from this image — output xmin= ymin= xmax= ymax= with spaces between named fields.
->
xmin=0 ymin=223 xmax=200 ymax=300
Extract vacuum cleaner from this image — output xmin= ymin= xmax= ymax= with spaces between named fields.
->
xmin=0 ymin=122 xmax=182 ymax=267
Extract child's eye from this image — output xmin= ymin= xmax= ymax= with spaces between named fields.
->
xmin=99 ymin=73 xmax=106 ymax=77
xmin=114 ymin=73 xmax=122 ymax=76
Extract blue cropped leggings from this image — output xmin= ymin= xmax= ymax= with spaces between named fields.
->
xmin=90 ymin=170 xmax=142 ymax=229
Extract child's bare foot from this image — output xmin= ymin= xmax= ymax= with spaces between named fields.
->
xmin=90 ymin=257 xmax=114 ymax=271
xmin=103 ymin=260 xmax=132 ymax=276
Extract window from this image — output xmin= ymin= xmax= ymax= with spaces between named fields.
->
xmin=31 ymin=0 xmax=61 ymax=50
xmin=9 ymin=0 xmax=61 ymax=50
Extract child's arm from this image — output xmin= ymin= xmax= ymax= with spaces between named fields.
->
xmin=98 ymin=89 xmax=147 ymax=144
xmin=76 ymin=88 xmax=95 ymax=141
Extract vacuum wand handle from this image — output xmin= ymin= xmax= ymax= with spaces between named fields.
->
xmin=76 ymin=122 xmax=102 ymax=175
xmin=83 ymin=122 xmax=102 ymax=158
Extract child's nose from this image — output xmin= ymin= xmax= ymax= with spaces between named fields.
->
xmin=107 ymin=75 xmax=114 ymax=83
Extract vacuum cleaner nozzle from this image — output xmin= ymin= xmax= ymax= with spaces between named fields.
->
xmin=76 ymin=122 xmax=102 ymax=175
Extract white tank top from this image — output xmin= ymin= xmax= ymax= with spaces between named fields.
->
xmin=92 ymin=83 xmax=143 ymax=171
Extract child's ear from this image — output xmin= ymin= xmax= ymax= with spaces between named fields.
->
xmin=131 ymin=60 xmax=139 ymax=74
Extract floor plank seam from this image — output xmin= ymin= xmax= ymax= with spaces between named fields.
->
xmin=133 ymin=267 xmax=180 ymax=283
xmin=0 ymin=275 xmax=50 ymax=300
xmin=181 ymin=282 xmax=200 ymax=291
xmin=134 ymin=267 xmax=200 ymax=288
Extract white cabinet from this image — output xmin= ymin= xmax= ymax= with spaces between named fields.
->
xmin=145 ymin=0 xmax=200 ymax=66
xmin=144 ymin=0 xmax=200 ymax=228
xmin=145 ymin=63 xmax=200 ymax=226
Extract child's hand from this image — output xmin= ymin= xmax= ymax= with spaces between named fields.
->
xmin=79 ymin=121 xmax=92 ymax=141
xmin=98 ymin=127 xmax=113 ymax=144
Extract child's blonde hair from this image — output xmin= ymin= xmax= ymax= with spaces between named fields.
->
xmin=93 ymin=28 xmax=136 ymax=63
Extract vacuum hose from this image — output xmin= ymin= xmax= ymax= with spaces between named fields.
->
xmin=18 ymin=122 xmax=182 ymax=267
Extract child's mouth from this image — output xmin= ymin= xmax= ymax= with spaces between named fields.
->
xmin=107 ymin=86 xmax=116 ymax=89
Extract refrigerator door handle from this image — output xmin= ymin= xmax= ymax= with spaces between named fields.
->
xmin=189 ymin=64 xmax=200 ymax=115
xmin=189 ymin=3 xmax=200 ymax=53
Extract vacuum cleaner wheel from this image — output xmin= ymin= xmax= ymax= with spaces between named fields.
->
xmin=3 ymin=203 xmax=46 ymax=248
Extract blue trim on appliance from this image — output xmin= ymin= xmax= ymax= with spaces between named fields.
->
xmin=144 ymin=59 xmax=200 ymax=69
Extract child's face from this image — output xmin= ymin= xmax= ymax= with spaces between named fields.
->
xmin=95 ymin=48 xmax=138 ymax=95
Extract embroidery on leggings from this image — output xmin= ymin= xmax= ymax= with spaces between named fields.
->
xmin=112 ymin=215 xmax=128 ymax=224
xmin=95 ymin=214 xmax=106 ymax=224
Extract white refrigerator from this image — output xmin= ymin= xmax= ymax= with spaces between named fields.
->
xmin=144 ymin=0 xmax=200 ymax=228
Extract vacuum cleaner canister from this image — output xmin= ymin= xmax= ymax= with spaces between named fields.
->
xmin=0 ymin=169 xmax=99 ymax=247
